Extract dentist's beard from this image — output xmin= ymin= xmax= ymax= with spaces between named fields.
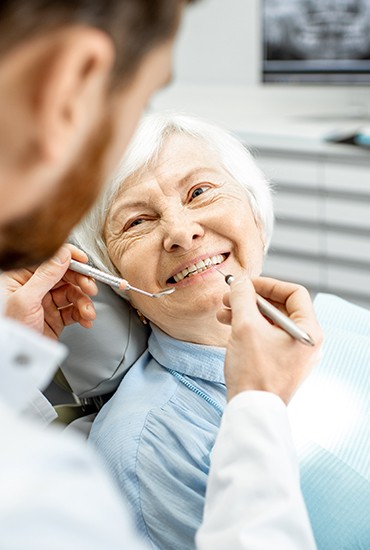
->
xmin=0 ymin=118 xmax=112 ymax=271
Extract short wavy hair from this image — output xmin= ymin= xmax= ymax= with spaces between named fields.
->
xmin=73 ymin=112 xmax=274 ymax=275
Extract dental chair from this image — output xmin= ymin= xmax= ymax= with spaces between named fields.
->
xmin=288 ymin=293 xmax=370 ymax=550
xmin=54 ymin=282 xmax=149 ymax=437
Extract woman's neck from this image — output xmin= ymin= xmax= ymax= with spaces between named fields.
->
xmin=153 ymin=311 xmax=231 ymax=347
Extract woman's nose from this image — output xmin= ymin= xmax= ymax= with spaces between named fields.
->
xmin=163 ymin=212 xmax=205 ymax=252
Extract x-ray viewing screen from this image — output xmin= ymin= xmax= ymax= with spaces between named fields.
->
xmin=263 ymin=0 xmax=370 ymax=83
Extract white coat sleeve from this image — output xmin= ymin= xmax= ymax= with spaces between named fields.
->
xmin=0 ymin=403 xmax=148 ymax=550
xmin=196 ymin=391 xmax=317 ymax=550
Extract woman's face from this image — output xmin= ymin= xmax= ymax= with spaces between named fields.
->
xmin=105 ymin=134 xmax=265 ymax=336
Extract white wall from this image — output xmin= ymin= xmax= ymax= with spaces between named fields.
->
xmin=174 ymin=0 xmax=260 ymax=86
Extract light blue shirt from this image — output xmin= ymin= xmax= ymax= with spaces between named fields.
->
xmin=90 ymin=325 xmax=226 ymax=549
xmin=90 ymin=295 xmax=370 ymax=550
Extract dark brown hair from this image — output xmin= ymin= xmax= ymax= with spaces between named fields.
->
xmin=0 ymin=0 xmax=196 ymax=87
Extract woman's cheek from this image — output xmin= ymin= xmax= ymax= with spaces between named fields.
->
xmin=107 ymin=237 xmax=127 ymax=271
xmin=251 ymin=247 xmax=264 ymax=277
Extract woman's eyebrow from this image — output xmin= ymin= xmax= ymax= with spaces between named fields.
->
xmin=177 ymin=167 xmax=223 ymax=186
xmin=110 ymin=198 xmax=148 ymax=221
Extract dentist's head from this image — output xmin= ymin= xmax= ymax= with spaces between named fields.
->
xmin=0 ymin=0 xmax=195 ymax=270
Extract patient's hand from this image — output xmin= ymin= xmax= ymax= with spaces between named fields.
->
xmin=0 ymin=244 xmax=98 ymax=340
xmin=217 ymin=276 xmax=323 ymax=404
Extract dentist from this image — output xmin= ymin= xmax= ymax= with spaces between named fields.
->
xmin=0 ymin=1 xmax=321 ymax=548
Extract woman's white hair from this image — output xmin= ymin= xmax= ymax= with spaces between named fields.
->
xmin=73 ymin=112 xmax=274 ymax=275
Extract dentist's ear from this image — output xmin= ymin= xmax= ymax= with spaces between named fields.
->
xmin=32 ymin=27 xmax=115 ymax=164
xmin=0 ymin=26 xmax=115 ymax=173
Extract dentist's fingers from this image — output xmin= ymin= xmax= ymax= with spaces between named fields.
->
xmin=2 ymin=243 xmax=98 ymax=339
xmin=252 ymin=277 xmax=321 ymax=339
xmin=3 ymin=246 xmax=77 ymax=332
xmin=218 ymin=277 xmax=319 ymax=338
xmin=220 ymin=274 xmax=323 ymax=404
xmin=64 ymin=271 xmax=98 ymax=296
xmin=63 ymin=243 xmax=99 ymax=294
xmin=42 ymin=292 xmax=94 ymax=339
xmin=216 ymin=305 xmax=232 ymax=326
xmin=50 ymin=283 xmax=96 ymax=321
xmin=226 ymin=276 xmax=266 ymax=335
xmin=65 ymin=243 xmax=88 ymax=262
xmin=216 ymin=277 xmax=260 ymax=328
xmin=24 ymin=244 xmax=98 ymax=298
xmin=16 ymin=246 xmax=73 ymax=302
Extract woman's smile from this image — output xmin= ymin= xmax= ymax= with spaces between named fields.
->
xmin=105 ymin=133 xmax=265 ymax=342
xmin=167 ymin=252 xmax=229 ymax=284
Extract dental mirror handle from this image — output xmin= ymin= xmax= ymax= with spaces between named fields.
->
xmin=69 ymin=259 xmax=124 ymax=289
xmin=224 ymin=274 xmax=314 ymax=346
xmin=69 ymin=259 xmax=175 ymax=298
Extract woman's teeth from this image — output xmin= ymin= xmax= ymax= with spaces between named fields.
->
xmin=172 ymin=254 xmax=227 ymax=283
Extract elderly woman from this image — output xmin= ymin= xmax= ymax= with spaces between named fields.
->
xmin=73 ymin=113 xmax=367 ymax=550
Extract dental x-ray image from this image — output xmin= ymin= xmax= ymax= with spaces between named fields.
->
xmin=264 ymin=0 xmax=370 ymax=60
xmin=263 ymin=0 xmax=370 ymax=82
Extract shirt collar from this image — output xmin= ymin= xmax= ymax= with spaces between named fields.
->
xmin=148 ymin=324 xmax=226 ymax=384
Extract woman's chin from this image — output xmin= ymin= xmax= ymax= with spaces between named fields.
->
xmin=171 ymin=284 xmax=225 ymax=317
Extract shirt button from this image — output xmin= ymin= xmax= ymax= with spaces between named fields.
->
xmin=14 ymin=353 xmax=31 ymax=367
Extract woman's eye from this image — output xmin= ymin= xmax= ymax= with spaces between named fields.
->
xmin=126 ymin=218 xmax=144 ymax=230
xmin=131 ymin=219 xmax=143 ymax=227
xmin=190 ymin=185 xmax=210 ymax=201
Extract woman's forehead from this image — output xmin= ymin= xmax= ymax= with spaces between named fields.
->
xmin=118 ymin=142 xmax=225 ymax=196
xmin=159 ymin=132 xmax=215 ymax=158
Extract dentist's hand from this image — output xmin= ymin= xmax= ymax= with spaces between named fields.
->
xmin=217 ymin=275 xmax=323 ymax=404
xmin=0 ymin=244 xmax=98 ymax=340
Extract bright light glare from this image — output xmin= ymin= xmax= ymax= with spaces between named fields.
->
xmin=288 ymin=373 xmax=364 ymax=458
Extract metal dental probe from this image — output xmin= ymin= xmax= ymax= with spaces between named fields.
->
xmin=69 ymin=259 xmax=175 ymax=298
xmin=214 ymin=267 xmax=315 ymax=346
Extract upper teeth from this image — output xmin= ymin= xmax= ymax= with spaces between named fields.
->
xmin=173 ymin=254 xmax=226 ymax=283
